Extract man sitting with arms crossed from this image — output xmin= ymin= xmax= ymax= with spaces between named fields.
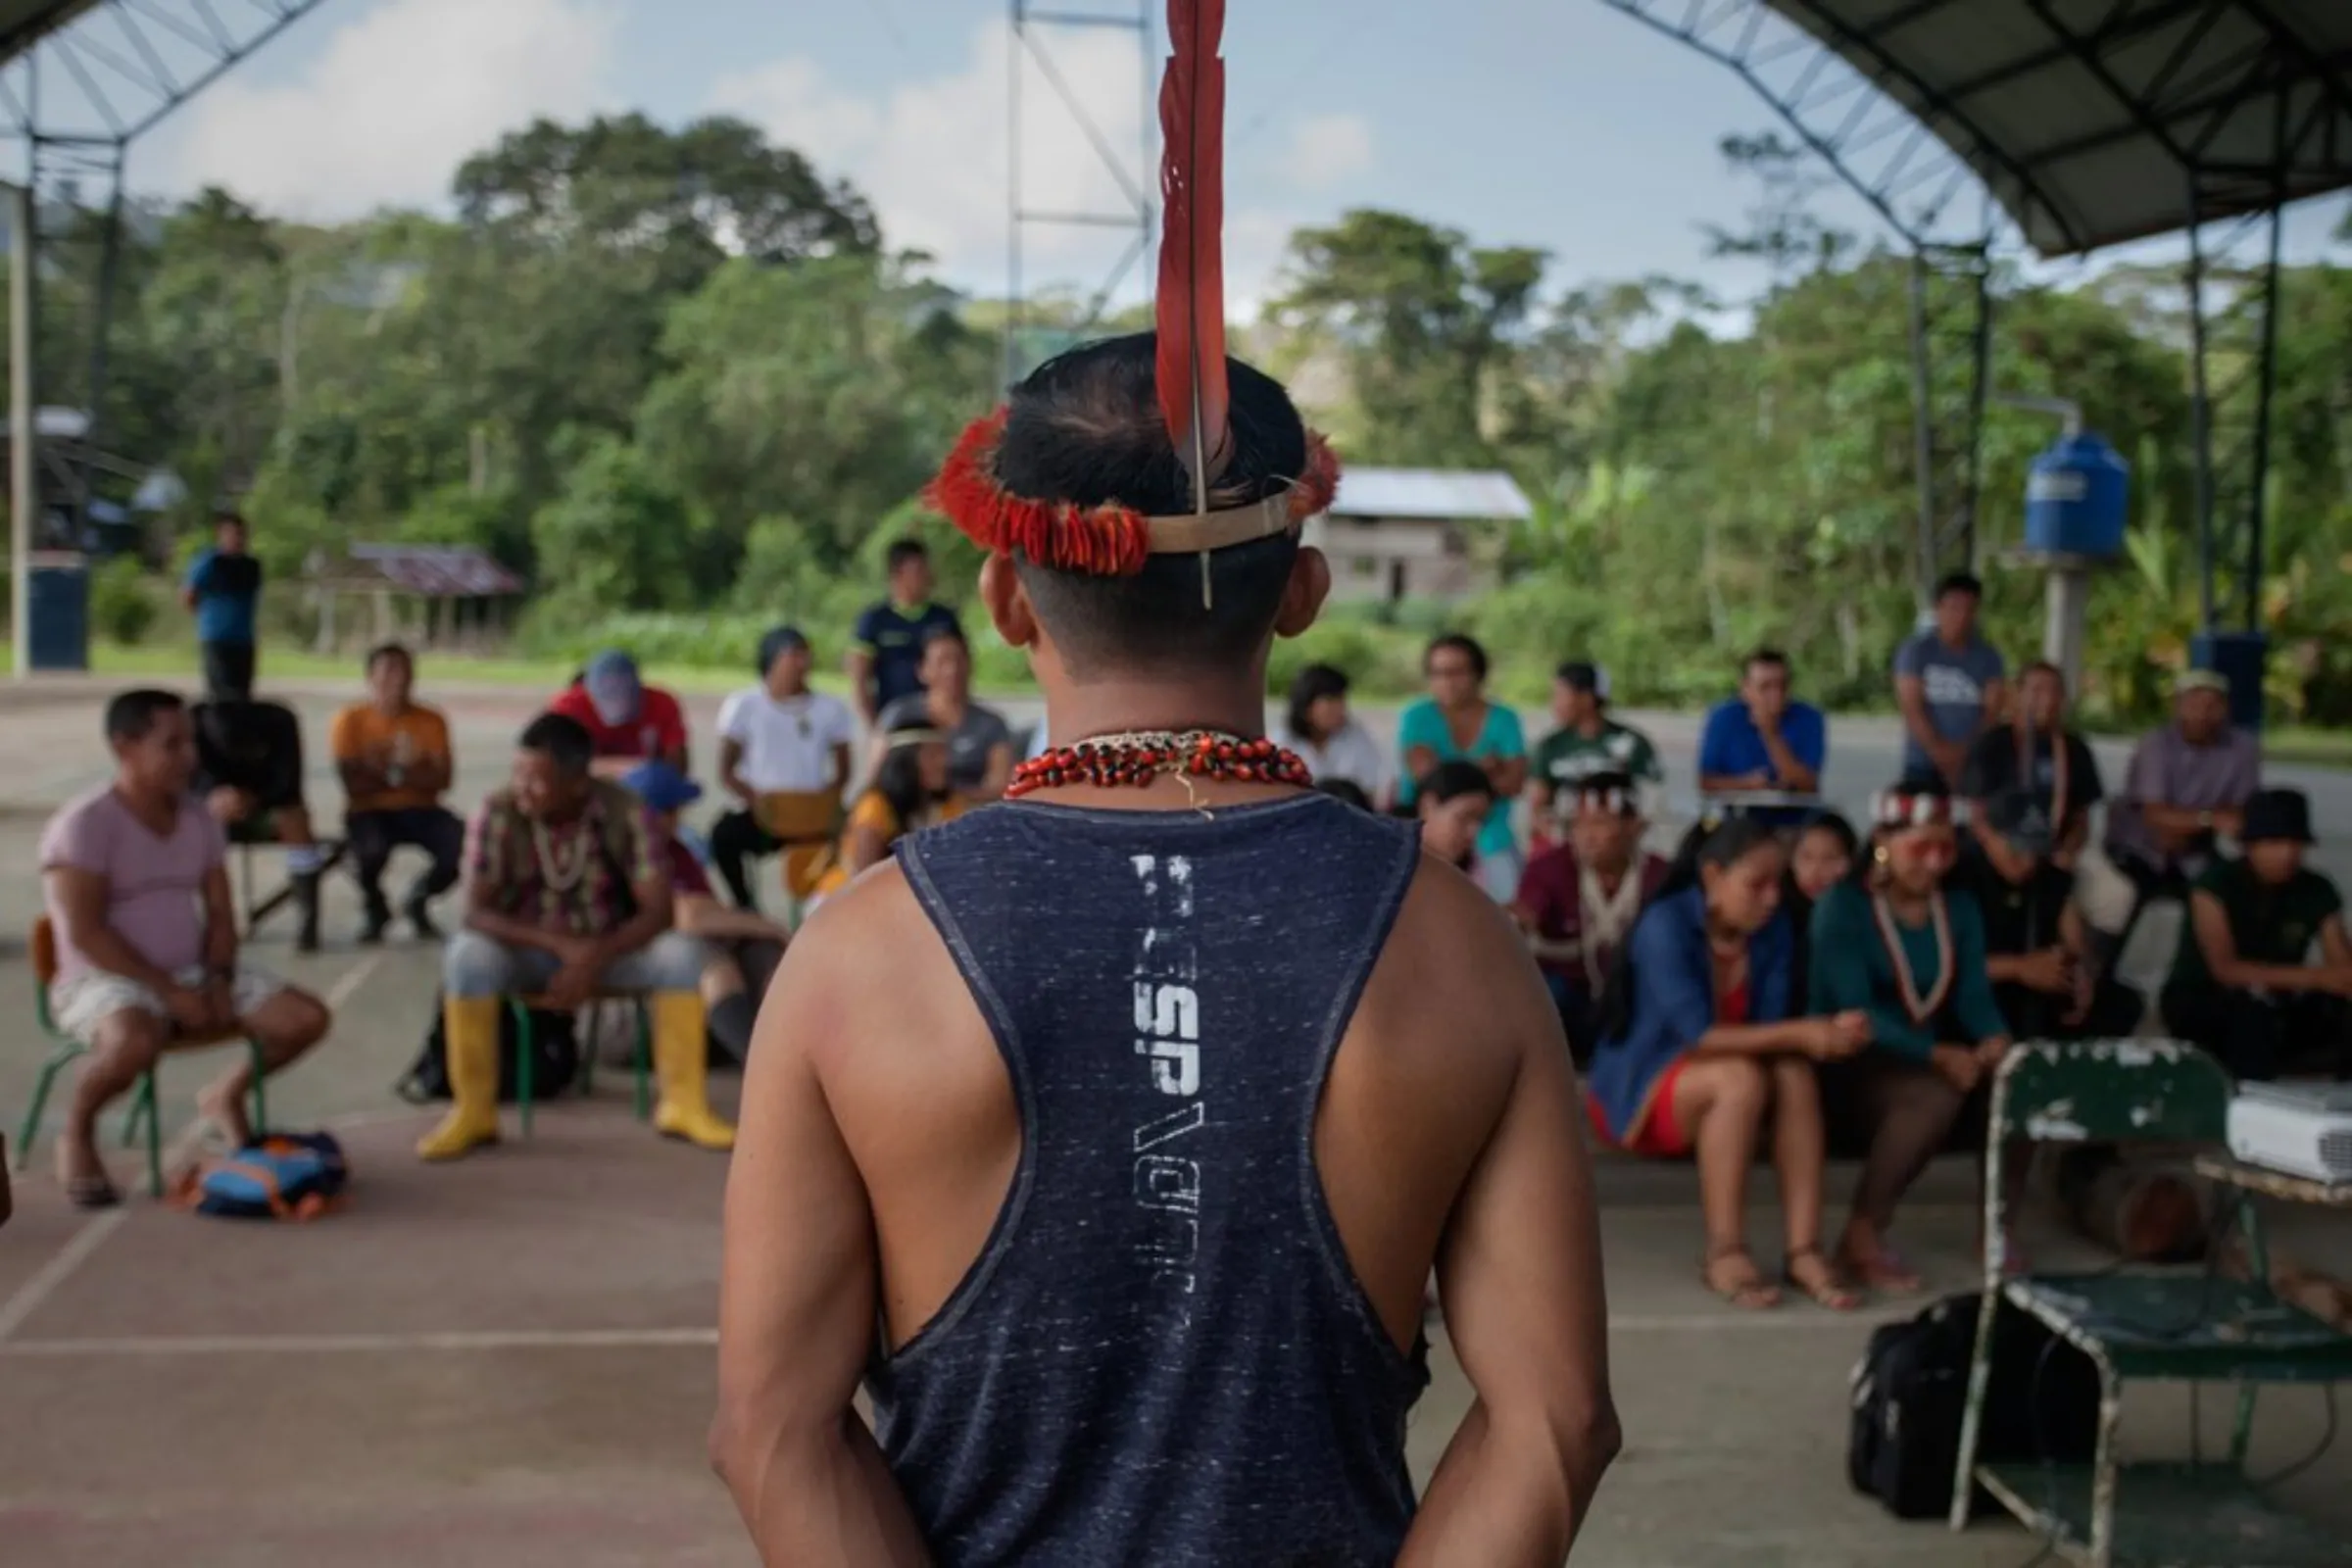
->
xmin=709 ymin=627 xmax=856 ymax=911
xmin=712 ymin=334 xmax=1616 ymax=1556
xmin=418 ymin=712 xmax=731 ymax=1160
xmin=39 ymin=690 xmax=333 ymax=1207
xmin=2090 ymin=667 xmax=2261 ymax=966
xmin=331 ymin=642 xmax=466 ymax=943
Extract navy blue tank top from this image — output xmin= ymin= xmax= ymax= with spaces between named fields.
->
xmin=871 ymin=793 xmax=1432 ymax=1567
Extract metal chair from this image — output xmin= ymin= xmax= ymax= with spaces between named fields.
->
xmin=1948 ymin=1038 xmax=2352 ymax=1566
xmin=16 ymin=917 xmax=268 ymax=1198
xmin=506 ymin=993 xmax=651 ymax=1136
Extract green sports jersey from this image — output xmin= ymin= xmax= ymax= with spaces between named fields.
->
xmin=1533 ymin=720 xmax=1663 ymax=793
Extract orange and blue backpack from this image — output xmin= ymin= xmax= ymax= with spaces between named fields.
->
xmin=175 ymin=1132 xmax=349 ymax=1221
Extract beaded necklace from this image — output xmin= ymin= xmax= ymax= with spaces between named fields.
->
xmin=1007 ymin=729 xmax=1313 ymax=802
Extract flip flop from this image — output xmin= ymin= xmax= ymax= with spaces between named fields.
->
xmin=65 ymin=1173 xmax=121 ymax=1210
xmin=1703 ymin=1244 xmax=1781 ymax=1310
xmin=1783 ymin=1245 xmax=1862 ymax=1311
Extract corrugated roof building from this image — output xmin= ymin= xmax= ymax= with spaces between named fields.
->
xmin=1304 ymin=466 xmax=1530 ymax=605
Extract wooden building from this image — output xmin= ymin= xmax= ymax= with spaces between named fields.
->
xmin=1302 ymin=467 xmax=1532 ymax=605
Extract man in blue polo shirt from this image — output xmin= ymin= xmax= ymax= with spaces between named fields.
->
xmin=179 ymin=511 xmax=264 ymax=699
xmin=1698 ymin=648 xmax=1827 ymax=812
xmin=847 ymin=538 xmax=962 ymax=727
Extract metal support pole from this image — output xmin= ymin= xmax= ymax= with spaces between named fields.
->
xmin=1004 ymin=0 xmax=1024 ymax=390
xmin=1904 ymin=252 xmax=1938 ymax=610
xmin=83 ymin=146 xmax=125 ymax=460
xmin=2244 ymin=200 xmax=2284 ymax=633
xmin=2044 ymin=564 xmax=2091 ymax=697
xmin=10 ymin=178 xmax=33 ymax=679
xmin=2184 ymin=185 xmax=2218 ymax=631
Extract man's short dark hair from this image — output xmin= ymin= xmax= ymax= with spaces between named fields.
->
xmin=1745 ymin=648 xmax=1790 ymax=675
xmin=518 ymin=711 xmax=595 ymax=777
xmin=213 ymin=509 xmax=247 ymax=532
xmin=366 ymin=642 xmax=412 ymax=674
xmin=2019 ymin=658 xmax=2064 ymax=685
xmin=886 ymin=539 xmax=930 ymax=573
xmin=1934 ymin=570 xmax=1984 ymax=602
xmin=1422 ymin=759 xmax=1495 ymax=805
xmin=997 ymin=333 xmax=1308 ymax=680
xmin=1427 ymin=634 xmax=1489 ymax=681
xmin=105 ymin=688 xmax=184 ymax=743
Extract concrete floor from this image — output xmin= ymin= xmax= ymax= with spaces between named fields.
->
xmin=1 ymin=672 xmax=2348 ymax=1566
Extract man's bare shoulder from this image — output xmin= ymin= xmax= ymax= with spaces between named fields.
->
xmin=1356 ymin=851 xmax=1558 ymax=1080
xmin=766 ymin=860 xmax=966 ymax=1078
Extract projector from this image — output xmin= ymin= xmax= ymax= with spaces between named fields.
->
xmin=2227 ymin=1083 xmax=2352 ymax=1185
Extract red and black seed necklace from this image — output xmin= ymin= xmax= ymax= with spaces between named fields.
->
xmin=1006 ymin=728 xmax=1314 ymax=801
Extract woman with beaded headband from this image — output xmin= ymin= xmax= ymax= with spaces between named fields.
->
xmin=1807 ymin=776 xmax=2014 ymax=1293
xmin=711 ymin=4 xmax=1617 ymax=1562
xmin=806 ymin=718 xmax=966 ymax=906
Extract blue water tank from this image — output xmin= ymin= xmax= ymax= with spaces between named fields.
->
xmin=26 ymin=553 xmax=90 ymax=671
xmin=2023 ymin=432 xmax=2130 ymax=558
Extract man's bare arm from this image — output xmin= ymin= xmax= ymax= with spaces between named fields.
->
xmin=1401 ymin=914 xmax=1620 ymax=1566
xmin=719 ymin=737 xmax=755 ymax=806
xmin=465 ymin=880 xmax=575 ymax=957
xmin=1894 ymin=676 xmax=1941 ymax=758
xmin=200 ymin=865 xmax=238 ymax=972
xmin=1756 ymin=726 xmax=1819 ymax=792
xmin=46 ymin=866 xmax=182 ymax=995
xmin=711 ymin=900 xmax=932 ymax=1566
xmin=846 ymin=650 xmax=879 ymax=726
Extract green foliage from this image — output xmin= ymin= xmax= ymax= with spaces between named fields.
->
xmin=88 ymin=555 xmax=159 ymax=646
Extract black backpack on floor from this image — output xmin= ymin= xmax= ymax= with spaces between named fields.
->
xmin=397 ymin=992 xmax=579 ymax=1105
xmin=1847 ymin=1291 xmax=2101 ymax=1520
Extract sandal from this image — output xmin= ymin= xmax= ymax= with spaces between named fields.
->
xmin=1838 ymin=1240 xmax=1924 ymax=1296
xmin=1703 ymin=1244 xmax=1781 ymax=1310
xmin=1783 ymin=1246 xmax=1862 ymax=1311
xmin=65 ymin=1172 xmax=121 ymax=1210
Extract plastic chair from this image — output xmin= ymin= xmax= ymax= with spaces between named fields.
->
xmin=758 ymin=790 xmax=843 ymax=925
xmin=1947 ymin=1038 xmax=2352 ymax=1567
xmin=506 ymin=993 xmax=651 ymax=1136
xmin=16 ymin=917 xmax=269 ymax=1198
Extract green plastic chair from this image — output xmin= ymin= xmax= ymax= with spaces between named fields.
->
xmin=1948 ymin=1038 xmax=2352 ymax=1567
xmin=505 ymin=994 xmax=651 ymax=1136
xmin=17 ymin=917 xmax=268 ymax=1199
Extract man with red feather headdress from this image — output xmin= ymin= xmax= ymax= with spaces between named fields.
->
xmin=710 ymin=5 xmax=1617 ymax=1562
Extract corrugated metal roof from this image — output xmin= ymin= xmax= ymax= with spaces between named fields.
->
xmin=331 ymin=544 xmax=524 ymax=598
xmin=1327 ymin=467 xmax=1533 ymax=522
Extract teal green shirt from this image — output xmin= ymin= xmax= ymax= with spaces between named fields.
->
xmin=1807 ymin=881 xmax=2010 ymax=1058
xmin=1396 ymin=698 xmax=1526 ymax=859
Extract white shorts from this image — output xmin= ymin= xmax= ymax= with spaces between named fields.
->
xmin=48 ymin=964 xmax=286 ymax=1046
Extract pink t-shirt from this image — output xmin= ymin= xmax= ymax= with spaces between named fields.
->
xmin=38 ymin=785 xmax=226 ymax=983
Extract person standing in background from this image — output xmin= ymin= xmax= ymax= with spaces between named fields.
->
xmin=180 ymin=511 xmax=264 ymax=700
xmin=1397 ymin=633 xmax=1528 ymax=903
xmin=848 ymin=539 xmax=963 ymax=728
xmin=1892 ymin=571 xmax=2006 ymax=787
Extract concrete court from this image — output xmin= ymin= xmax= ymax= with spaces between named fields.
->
xmin=1 ymin=672 xmax=2348 ymax=1566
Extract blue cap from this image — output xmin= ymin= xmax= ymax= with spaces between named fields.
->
xmin=582 ymin=650 xmax=642 ymax=724
xmin=620 ymin=760 xmax=702 ymax=813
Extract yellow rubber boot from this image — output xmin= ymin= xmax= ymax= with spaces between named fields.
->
xmin=650 ymin=991 xmax=734 ymax=1152
xmin=417 ymin=996 xmax=504 ymax=1161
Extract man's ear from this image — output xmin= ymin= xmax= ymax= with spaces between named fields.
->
xmin=979 ymin=553 xmax=1038 ymax=649
xmin=1273 ymin=545 xmax=1331 ymax=640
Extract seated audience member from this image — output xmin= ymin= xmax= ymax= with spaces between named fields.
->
xmin=1962 ymin=660 xmax=2101 ymax=864
xmin=422 ymin=712 xmax=730 ymax=1160
xmin=1281 ymin=662 xmax=1392 ymax=806
xmin=194 ymin=694 xmax=328 ymax=953
xmin=1698 ymin=649 xmax=1827 ymax=825
xmin=877 ymin=625 xmax=1013 ymax=802
xmin=38 ymin=690 xmax=332 ymax=1206
xmin=624 ymin=761 xmax=792 ymax=1067
xmin=1514 ymin=772 xmax=1670 ymax=1060
xmin=1958 ymin=793 xmax=2142 ymax=1043
xmin=1785 ymin=813 xmax=1858 ymax=986
xmin=1415 ymin=760 xmax=1499 ymax=886
xmin=709 ymin=627 xmax=856 ymax=911
xmin=330 ymin=642 xmax=465 ymax=943
xmin=1893 ymin=571 xmax=2006 ymax=787
xmin=1314 ymin=778 xmax=1374 ymax=811
xmin=809 ymin=719 xmax=971 ymax=903
xmin=548 ymin=650 xmax=690 ymax=778
xmin=2097 ymin=667 xmax=2261 ymax=946
xmin=1810 ymin=778 xmax=2012 ymax=1293
xmin=2161 ymin=788 xmax=2352 ymax=1081
xmin=1532 ymin=662 xmax=1662 ymax=825
xmin=1587 ymin=817 xmax=1870 ymax=1310
xmin=1396 ymin=633 xmax=1527 ymax=902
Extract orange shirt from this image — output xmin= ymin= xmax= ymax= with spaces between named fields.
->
xmin=329 ymin=702 xmax=453 ymax=813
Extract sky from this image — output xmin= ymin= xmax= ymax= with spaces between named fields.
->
xmin=100 ymin=0 xmax=2352 ymax=319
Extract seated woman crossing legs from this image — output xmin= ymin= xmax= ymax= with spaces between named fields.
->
xmin=419 ymin=712 xmax=731 ymax=1160
xmin=1586 ymin=817 xmax=1869 ymax=1309
xmin=1809 ymin=777 xmax=2015 ymax=1293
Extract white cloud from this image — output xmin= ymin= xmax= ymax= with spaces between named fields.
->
xmin=151 ymin=0 xmax=623 ymax=219
xmin=1283 ymin=114 xmax=1372 ymax=188
xmin=713 ymin=19 xmax=1307 ymax=316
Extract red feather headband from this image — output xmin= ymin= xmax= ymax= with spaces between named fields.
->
xmin=925 ymin=0 xmax=1335 ymax=580
xmin=1870 ymin=789 xmax=1966 ymax=829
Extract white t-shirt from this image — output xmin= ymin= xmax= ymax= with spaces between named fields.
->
xmin=716 ymin=687 xmax=857 ymax=793
xmin=1284 ymin=719 xmax=1393 ymax=801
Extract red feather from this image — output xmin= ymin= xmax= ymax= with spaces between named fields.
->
xmin=1155 ymin=0 xmax=1231 ymax=513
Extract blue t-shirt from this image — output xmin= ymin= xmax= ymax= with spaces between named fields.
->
xmin=1697 ymin=698 xmax=1828 ymax=786
xmin=183 ymin=549 xmax=263 ymax=645
xmin=854 ymin=600 xmax=962 ymax=710
xmin=1893 ymin=630 xmax=2004 ymax=774
xmin=1396 ymin=697 xmax=1525 ymax=858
